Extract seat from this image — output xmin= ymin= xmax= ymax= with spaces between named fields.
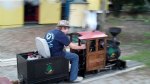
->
xmin=35 ymin=37 xmax=51 ymax=58
xmin=35 ymin=37 xmax=71 ymax=71
xmin=17 ymin=37 xmax=69 ymax=83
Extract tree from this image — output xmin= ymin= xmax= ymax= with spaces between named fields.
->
xmin=110 ymin=0 xmax=150 ymax=16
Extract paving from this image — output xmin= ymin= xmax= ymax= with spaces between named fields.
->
xmin=0 ymin=59 xmax=145 ymax=83
xmin=0 ymin=25 xmax=149 ymax=84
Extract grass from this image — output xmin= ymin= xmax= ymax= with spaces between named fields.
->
xmin=121 ymin=50 xmax=150 ymax=67
xmin=107 ymin=15 xmax=150 ymax=67
xmin=143 ymin=32 xmax=150 ymax=44
xmin=121 ymin=31 xmax=150 ymax=67
xmin=106 ymin=16 xmax=123 ymax=26
xmin=107 ymin=14 xmax=150 ymax=25
xmin=143 ymin=40 xmax=150 ymax=44
xmin=144 ymin=32 xmax=150 ymax=37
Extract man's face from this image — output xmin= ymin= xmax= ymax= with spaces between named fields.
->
xmin=61 ymin=26 xmax=69 ymax=34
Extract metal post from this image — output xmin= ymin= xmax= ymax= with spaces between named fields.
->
xmin=98 ymin=0 xmax=106 ymax=31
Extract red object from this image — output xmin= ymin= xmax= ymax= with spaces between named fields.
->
xmin=0 ymin=77 xmax=12 ymax=84
xmin=35 ymin=7 xmax=39 ymax=21
xmin=77 ymin=31 xmax=108 ymax=40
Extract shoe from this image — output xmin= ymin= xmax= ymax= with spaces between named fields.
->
xmin=11 ymin=80 xmax=19 ymax=84
xmin=72 ymin=77 xmax=83 ymax=83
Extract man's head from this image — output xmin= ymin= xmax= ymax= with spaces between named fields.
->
xmin=57 ymin=20 xmax=70 ymax=34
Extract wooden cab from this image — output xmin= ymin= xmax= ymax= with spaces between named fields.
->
xmin=69 ymin=31 xmax=108 ymax=73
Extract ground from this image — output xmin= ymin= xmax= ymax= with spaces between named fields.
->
xmin=103 ymin=16 xmax=150 ymax=84
xmin=0 ymin=15 xmax=150 ymax=83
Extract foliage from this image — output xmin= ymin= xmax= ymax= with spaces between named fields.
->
xmin=123 ymin=0 xmax=145 ymax=5
xmin=110 ymin=0 xmax=150 ymax=16
xmin=127 ymin=5 xmax=150 ymax=14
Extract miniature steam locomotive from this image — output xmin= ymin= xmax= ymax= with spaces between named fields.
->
xmin=17 ymin=27 xmax=126 ymax=84
xmin=69 ymin=27 xmax=126 ymax=77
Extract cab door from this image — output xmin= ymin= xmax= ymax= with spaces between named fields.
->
xmin=39 ymin=0 xmax=61 ymax=24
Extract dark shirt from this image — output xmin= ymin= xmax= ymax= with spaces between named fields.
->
xmin=44 ymin=29 xmax=70 ymax=57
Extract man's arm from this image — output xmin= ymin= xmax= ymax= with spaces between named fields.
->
xmin=68 ymin=42 xmax=86 ymax=50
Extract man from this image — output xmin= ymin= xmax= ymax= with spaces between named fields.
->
xmin=44 ymin=20 xmax=86 ymax=82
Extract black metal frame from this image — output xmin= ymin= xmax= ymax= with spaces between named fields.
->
xmin=17 ymin=52 xmax=69 ymax=84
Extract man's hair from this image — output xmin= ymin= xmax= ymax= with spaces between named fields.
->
xmin=57 ymin=26 xmax=69 ymax=30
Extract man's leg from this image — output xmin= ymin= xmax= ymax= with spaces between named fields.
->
xmin=64 ymin=52 xmax=79 ymax=81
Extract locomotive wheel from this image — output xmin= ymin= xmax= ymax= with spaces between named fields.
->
xmin=91 ymin=70 xmax=98 ymax=74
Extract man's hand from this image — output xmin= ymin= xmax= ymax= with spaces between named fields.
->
xmin=80 ymin=44 xmax=86 ymax=49
xmin=69 ymin=42 xmax=86 ymax=50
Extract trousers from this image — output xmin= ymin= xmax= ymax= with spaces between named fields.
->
xmin=64 ymin=52 xmax=79 ymax=81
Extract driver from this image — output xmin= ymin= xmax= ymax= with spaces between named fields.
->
xmin=44 ymin=20 xmax=86 ymax=82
